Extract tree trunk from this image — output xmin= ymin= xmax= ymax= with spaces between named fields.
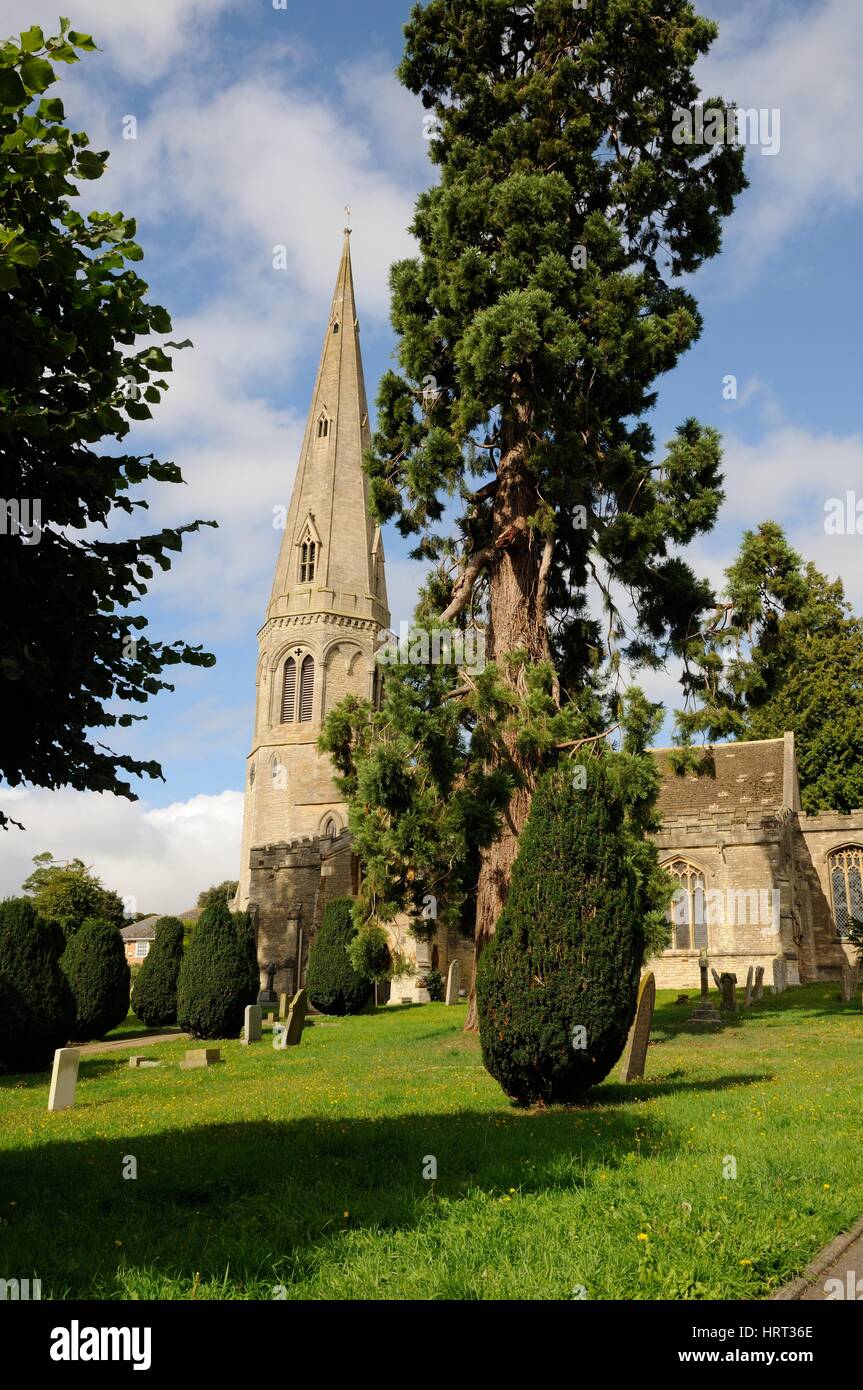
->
xmin=463 ymin=438 xmax=551 ymax=1032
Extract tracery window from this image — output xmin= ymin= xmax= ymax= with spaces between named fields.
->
xmin=829 ymin=847 xmax=863 ymax=939
xmin=664 ymin=858 xmax=708 ymax=951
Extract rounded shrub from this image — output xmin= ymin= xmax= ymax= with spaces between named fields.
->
xmin=61 ymin=917 xmax=131 ymax=1041
xmin=176 ymin=899 xmax=259 ymax=1039
xmin=131 ymin=917 xmax=185 ymax=1028
xmin=477 ymin=763 xmax=646 ymax=1106
xmin=0 ymin=897 xmax=75 ymax=1073
xmin=307 ymin=898 xmax=372 ymax=1016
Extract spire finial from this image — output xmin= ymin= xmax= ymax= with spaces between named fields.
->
xmin=344 ymin=204 xmax=352 ymax=234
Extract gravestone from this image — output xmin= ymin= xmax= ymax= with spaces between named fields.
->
xmin=772 ymin=958 xmax=787 ymax=996
xmin=278 ymin=992 xmax=289 ymax=1021
xmin=711 ymin=968 xmax=722 ymax=991
xmin=445 ymin=959 xmax=461 ymax=1006
xmin=241 ymin=1004 xmax=262 ymax=1045
xmin=258 ymin=962 xmax=278 ymax=1006
xmin=754 ymin=965 xmax=765 ymax=999
xmin=47 ymin=1047 xmax=80 ymax=1112
xmin=128 ymin=1056 xmax=161 ymax=1068
xmin=745 ymin=966 xmax=754 ymax=1008
xmin=719 ymin=972 xmax=738 ymax=1013
xmin=691 ymin=951 xmax=722 ymax=1027
xmin=840 ymin=963 xmax=859 ymax=1002
xmin=284 ymin=989 xmax=308 ymax=1047
xmin=265 ymin=1012 xmax=275 ymax=1025
xmin=181 ymin=1047 xmax=221 ymax=1069
xmin=619 ymin=972 xmax=656 ymax=1082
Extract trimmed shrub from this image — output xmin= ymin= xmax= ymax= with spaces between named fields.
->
xmin=131 ymin=917 xmax=185 ymax=1028
xmin=347 ymin=923 xmax=391 ymax=982
xmin=0 ymin=897 xmax=75 ymax=1073
xmin=477 ymin=763 xmax=645 ymax=1106
xmin=307 ymin=898 xmax=372 ymax=1016
xmin=176 ymin=899 xmax=259 ymax=1039
xmin=61 ymin=918 xmax=131 ymax=1041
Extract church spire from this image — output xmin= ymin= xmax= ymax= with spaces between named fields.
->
xmin=266 ymin=228 xmax=388 ymax=625
xmin=236 ymin=231 xmax=390 ymax=914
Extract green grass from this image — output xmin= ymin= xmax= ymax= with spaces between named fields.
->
xmin=1 ymin=984 xmax=862 ymax=1300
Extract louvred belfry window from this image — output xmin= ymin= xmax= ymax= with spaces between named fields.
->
xmin=299 ymin=539 xmax=317 ymax=583
xmin=281 ymin=658 xmax=296 ymax=723
xmin=299 ymin=655 xmax=314 ymax=723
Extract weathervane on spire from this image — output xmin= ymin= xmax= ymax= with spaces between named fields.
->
xmin=344 ymin=204 xmax=352 ymax=234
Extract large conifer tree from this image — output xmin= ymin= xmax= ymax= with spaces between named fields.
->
xmin=325 ymin=0 xmax=745 ymax=1026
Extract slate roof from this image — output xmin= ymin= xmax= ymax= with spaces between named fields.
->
xmin=651 ymin=736 xmax=791 ymax=819
xmin=120 ymin=915 xmax=158 ymax=941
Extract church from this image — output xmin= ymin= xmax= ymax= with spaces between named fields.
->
xmin=235 ymin=233 xmax=863 ymax=1001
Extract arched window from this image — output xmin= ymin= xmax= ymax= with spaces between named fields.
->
xmin=829 ymin=846 xmax=863 ymax=938
xmin=299 ymin=538 xmax=316 ymax=583
xmin=316 ymin=412 xmax=330 ymax=439
xmin=332 ymin=322 xmax=340 ymax=334
xmin=322 ymin=816 xmax=338 ymax=839
xmin=299 ymin=655 xmax=315 ymax=723
xmin=271 ymin=758 xmax=286 ymax=790
xmin=281 ymin=658 xmax=296 ymax=723
xmin=664 ymin=858 xmax=708 ymax=951
xmin=249 ymin=762 xmax=256 ymax=787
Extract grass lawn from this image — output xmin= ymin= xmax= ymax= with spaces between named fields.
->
xmin=1 ymin=983 xmax=862 ymax=1300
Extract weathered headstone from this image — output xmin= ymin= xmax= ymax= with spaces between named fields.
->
xmin=711 ymin=968 xmax=722 ymax=991
xmin=745 ymin=966 xmax=754 ymax=1008
xmin=840 ymin=963 xmax=859 ymax=1002
xmin=772 ymin=957 xmax=787 ymax=996
xmin=241 ymin=1004 xmax=262 ymax=1045
xmin=284 ymin=989 xmax=308 ymax=1047
xmin=445 ymin=959 xmax=461 ymax=1006
xmin=754 ymin=965 xmax=765 ymax=999
xmin=128 ymin=1055 xmax=161 ymax=1069
xmin=47 ymin=1047 xmax=80 ymax=1111
xmin=619 ymin=972 xmax=656 ymax=1082
xmin=691 ymin=951 xmax=722 ymax=1027
xmin=278 ymin=992 xmax=289 ymax=1021
xmin=719 ymin=972 xmax=738 ymax=1013
xmin=181 ymin=1047 xmax=221 ymax=1069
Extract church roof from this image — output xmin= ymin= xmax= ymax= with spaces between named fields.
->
xmin=651 ymin=734 xmax=799 ymax=818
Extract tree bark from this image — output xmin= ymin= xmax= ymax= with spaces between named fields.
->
xmin=463 ymin=431 xmax=552 ymax=1031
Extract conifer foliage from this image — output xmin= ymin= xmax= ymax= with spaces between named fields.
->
xmin=131 ymin=916 xmax=185 ymax=1028
xmin=0 ymin=897 xmax=74 ymax=1073
xmin=176 ymin=900 xmax=259 ymax=1040
xmin=477 ymin=762 xmax=650 ymax=1105
xmin=307 ymin=899 xmax=372 ymax=1016
xmin=61 ymin=918 xmax=131 ymax=1041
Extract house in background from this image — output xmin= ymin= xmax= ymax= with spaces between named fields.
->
xmin=120 ymin=916 xmax=157 ymax=964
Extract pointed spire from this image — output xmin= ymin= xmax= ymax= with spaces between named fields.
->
xmin=265 ymin=231 xmax=389 ymax=628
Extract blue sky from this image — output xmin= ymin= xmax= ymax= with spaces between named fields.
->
xmin=2 ymin=0 xmax=862 ymax=911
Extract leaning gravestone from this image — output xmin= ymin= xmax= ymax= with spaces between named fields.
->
xmin=47 ymin=1047 xmax=80 ymax=1112
xmin=754 ymin=965 xmax=765 ymax=999
xmin=711 ymin=968 xmax=722 ymax=991
xmin=241 ymin=1004 xmax=262 ymax=1045
xmin=445 ymin=959 xmax=461 ymax=1006
xmin=284 ymin=989 xmax=308 ymax=1047
xmin=719 ymin=972 xmax=738 ymax=1013
xmin=619 ymin=972 xmax=656 ymax=1082
xmin=772 ymin=958 xmax=787 ymax=996
xmin=745 ymin=966 xmax=754 ymax=1008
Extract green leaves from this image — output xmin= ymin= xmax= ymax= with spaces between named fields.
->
xmin=0 ymin=33 xmax=217 ymax=824
xmin=20 ymin=56 xmax=55 ymax=94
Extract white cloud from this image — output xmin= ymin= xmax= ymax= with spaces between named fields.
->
xmin=697 ymin=0 xmax=863 ymax=281
xmin=0 ymin=0 xmax=235 ymax=80
xmin=0 ymin=788 xmax=244 ymax=914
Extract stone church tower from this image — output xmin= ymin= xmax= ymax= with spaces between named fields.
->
xmin=235 ymin=230 xmax=391 ymax=994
